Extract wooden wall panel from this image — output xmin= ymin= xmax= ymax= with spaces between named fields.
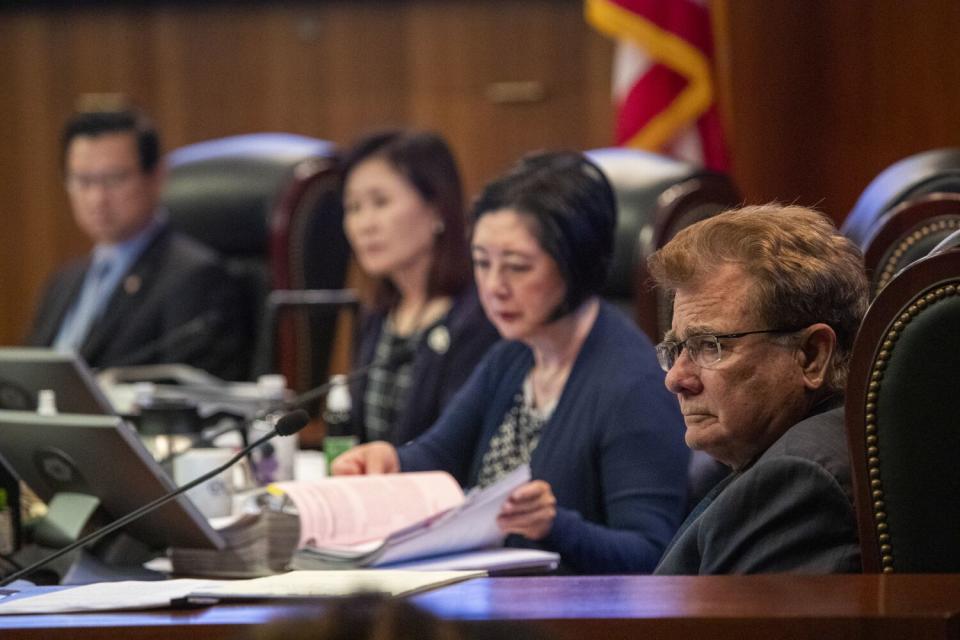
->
xmin=713 ymin=0 xmax=960 ymax=220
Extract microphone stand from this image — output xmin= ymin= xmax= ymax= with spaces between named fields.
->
xmin=0 ymin=410 xmax=309 ymax=587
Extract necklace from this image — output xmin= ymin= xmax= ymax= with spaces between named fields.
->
xmin=530 ymin=360 xmax=574 ymax=411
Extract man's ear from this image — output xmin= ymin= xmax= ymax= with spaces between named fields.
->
xmin=796 ymin=323 xmax=836 ymax=391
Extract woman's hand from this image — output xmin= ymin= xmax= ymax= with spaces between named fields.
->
xmin=330 ymin=442 xmax=400 ymax=475
xmin=496 ymin=480 xmax=557 ymax=540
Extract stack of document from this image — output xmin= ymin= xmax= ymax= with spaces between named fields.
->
xmin=170 ymin=509 xmax=299 ymax=577
xmin=284 ymin=466 xmax=533 ymax=569
xmin=170 ymin=465 xmax=559 ymax=577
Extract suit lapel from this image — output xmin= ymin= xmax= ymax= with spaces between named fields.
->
xmin=659 ymin=470 xmax=739 ymax=562
xmin=81 ymin=229 xmax=169 ymax=363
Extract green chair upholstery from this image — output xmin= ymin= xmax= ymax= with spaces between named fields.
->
xmin=846 ymin=248 xmax=960 ymax=572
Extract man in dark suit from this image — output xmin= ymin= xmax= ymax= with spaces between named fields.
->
xmin=647 ymin=204 xmax=869 ymax=574
xmin=26 ymin=107 xmax=248 ymax=380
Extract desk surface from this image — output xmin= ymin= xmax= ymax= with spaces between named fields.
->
xmin=2 ymin=574 xmax=960 ymax=640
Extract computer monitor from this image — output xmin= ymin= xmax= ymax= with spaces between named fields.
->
xmin=0 ymin=348 xmax=114 ymax=414
xmin=0 ymin=409 xmax=223 ymax=551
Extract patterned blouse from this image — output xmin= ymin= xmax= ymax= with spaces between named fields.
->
xmin=476 ymin=375 xmax=557 ymax=488
xmin=362 ymin=318 xmax=442 ymax=442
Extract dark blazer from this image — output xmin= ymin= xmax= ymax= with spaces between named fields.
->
xmin=348 ymin=286 xmax=500 ymax=446
xmin=655 ymin=403 xmax=861 ymax=575
xmin=26 ymin=226 xmax=249 ymax=380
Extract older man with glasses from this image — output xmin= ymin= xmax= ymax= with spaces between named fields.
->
xmin=648 ymin=204 xmax=868 ymax=574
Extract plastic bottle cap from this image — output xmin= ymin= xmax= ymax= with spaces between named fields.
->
xmin=37 ymin=389 xmax=58 ymax=416
xmin=257 ymin=374 xmax=288 ymax=399
xmin=325 ymin=376 xmax=352 ymax=413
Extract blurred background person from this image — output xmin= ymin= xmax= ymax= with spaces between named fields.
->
xmin=334 ymin=151 xmax=689 ymax=574
xmin=25 ymin=107 xmax=248 ymax=380
xmin=341 ymin=130 xmax=499 ymax=445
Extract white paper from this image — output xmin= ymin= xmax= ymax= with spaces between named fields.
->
xmin=187 ymin=569 xmax=484 ymax=600
xmin=0 ymin=569 xmax=486 ymax=615
xmin=374 ymin=464 xmax=531 ymax=566
xmin=0 ymin=579 xmax=224 ymax=615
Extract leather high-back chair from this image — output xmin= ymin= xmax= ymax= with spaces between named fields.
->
xmin=586 ymin=148 xmax=741 ymax=342
xmin=162 ymin=133 xmax=351 ymax=387
xmin=856 ymin=193 xmax=960 ymax=297
xmin=842 ymin=148 xmax=960 ymax=249
xmin=845 ymin=247 xmax=960 ymax=572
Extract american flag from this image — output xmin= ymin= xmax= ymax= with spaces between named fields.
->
xmin=586 ymin=0 xmax=730 ymax=171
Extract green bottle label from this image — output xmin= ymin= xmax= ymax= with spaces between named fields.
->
xmin=324 ymin=435 xmax=358 ymax=471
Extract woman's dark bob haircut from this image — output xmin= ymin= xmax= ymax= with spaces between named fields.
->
xmin=471 ymin=150 xmax=617 ymax=317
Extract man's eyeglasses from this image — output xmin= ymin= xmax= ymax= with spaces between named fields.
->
xmin=655 ymin=327 xmax=805 ymax=372
xmin=65 ymin=170 xmax=137 ymax=192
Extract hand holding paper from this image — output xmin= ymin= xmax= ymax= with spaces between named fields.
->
xmin=497 ymin=479 xmax=557 ymax=541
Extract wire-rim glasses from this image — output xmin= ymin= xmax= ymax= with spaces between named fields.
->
xmin=655 ymin=327 xmax=805 ymax=372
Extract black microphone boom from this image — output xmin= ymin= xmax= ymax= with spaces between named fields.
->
xmin=0 ymin=409 xmax=310 ymax=587
xmin=274 ymin=409 xmax=310 ymax=436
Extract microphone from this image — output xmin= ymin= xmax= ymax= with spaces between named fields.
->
xmin=107 ymin=310 xmax=223 ymax=368
xmin=0 ymin=409 xmax=310 ymax=587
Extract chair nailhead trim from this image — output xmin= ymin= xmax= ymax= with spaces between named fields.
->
xmin=877 ymin=218 xmax=960 ymax=293
xmin=865 ymin=281 xmax=958 ymax=571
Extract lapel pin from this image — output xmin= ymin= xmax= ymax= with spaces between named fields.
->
xmin=124 ymin=274 xmax=142 ymax=295
xmin=427 ymin=325 xmax=450 ymax=354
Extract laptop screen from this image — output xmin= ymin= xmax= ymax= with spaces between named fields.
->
xmin=0 ymin=348 xmax=114 ymax=414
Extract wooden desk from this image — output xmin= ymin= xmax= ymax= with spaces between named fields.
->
xmin=2 ymin=574 xmax=960 ymax=640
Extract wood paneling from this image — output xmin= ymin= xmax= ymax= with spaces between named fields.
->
xmin=712 ymin=0 xmax=960 ymax=219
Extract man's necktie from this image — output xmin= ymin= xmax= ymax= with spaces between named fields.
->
xmin=53 ymin=257 xmax=114 ymax=352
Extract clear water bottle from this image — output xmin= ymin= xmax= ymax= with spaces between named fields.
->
xmin=323 ymin=375 xmax=356 ymax=472
xmin=250 ymin=374 xmax=296 ymax=484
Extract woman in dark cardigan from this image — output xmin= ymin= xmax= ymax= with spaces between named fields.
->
xmin=341 ymin=130 xmax=499 ymax=446
xmin=335 ymin=151 xmax=689 ymax=574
